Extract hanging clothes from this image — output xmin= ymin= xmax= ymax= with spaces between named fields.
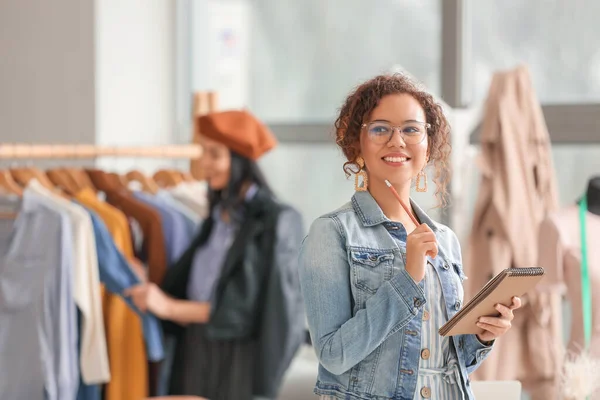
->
xmin=76 ymin=189 xmax=134 ymax=256
xmin=132 ymin=191 xmax=195 ymax=266
xmin=85 ymin=170 xmax=171 ymax=399
xmin=28 ymin=180 xmax=111 ymax=385
xmin=0 ymin=191 xmax=77 ymax=400
xmin=167 ymin=181 xmax=209 ymax=219
xmin=86 ymin=169 xmax=168 ymax=284
xmin=155 ymin=189 xmax=201 ymax=225
xmin=75 ymin=188 xmax=165 ymax=400
xmin=162 ymin=187 xmax=306 ymax=399
xmin=466 ymin=66 xmax=560 ymax=397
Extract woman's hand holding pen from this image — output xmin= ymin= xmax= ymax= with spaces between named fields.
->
xmin=384 ymin=179 xmax=437 ymax=283
xmin=405 ymin=223 xmax=438 ymax=283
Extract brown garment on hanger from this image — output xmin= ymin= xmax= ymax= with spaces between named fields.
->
xmin=466 ymin=66 xmax=560 ymax=398
xmin=86 ymin=169 xmax=167 ymax=284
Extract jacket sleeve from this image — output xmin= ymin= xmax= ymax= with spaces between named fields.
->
xmin=254 ymin=207 xmax=307 ymax=397
xmin=462 ymin=334 xmax=494 ymax=374
xmin=299 ymin=216 xmax=426 ymax=376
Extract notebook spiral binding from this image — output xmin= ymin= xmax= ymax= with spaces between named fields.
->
xmin=507 ymin=267 xmax=545 ymax=277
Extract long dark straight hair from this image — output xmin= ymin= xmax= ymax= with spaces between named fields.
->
xmin=207 ymin=151 xmax=274 ymax=217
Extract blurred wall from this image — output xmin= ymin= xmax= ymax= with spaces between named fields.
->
xmin=95 ymin=0 xmax=178 ymax=173
xmin=0 ymin=0 xmax=96 ymax=145
xmin=0 ymin=0 xmax=179 ymax=173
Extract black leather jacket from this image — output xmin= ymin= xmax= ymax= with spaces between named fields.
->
xmin=161 ymin=187 xmax=306 ymax=397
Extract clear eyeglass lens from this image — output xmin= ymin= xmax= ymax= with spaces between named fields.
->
xmin=367 ymin=122 xmax=426 ymax=144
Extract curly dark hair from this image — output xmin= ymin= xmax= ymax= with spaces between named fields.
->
xmin=334 ymin=73 xmax=452 ymax=208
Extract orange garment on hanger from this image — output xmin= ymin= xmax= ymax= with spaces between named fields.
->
xmin=76 ymin=188 xmax=148 ymax=400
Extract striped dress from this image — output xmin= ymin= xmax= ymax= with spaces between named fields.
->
xmin=413 ymin=259 xmax=466 ymax=400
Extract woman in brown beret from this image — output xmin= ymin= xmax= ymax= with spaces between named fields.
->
xmin=127 ymin=110 xmax=306 ymax=400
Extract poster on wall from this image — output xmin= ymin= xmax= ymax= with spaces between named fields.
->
xmin=207 ymin=0 xmax=250 ymax=110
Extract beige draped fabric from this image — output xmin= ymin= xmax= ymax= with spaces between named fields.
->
xmin=466 ymin=66 xmax=561 ymax=399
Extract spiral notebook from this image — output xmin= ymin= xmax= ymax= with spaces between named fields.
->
xmin=439 ymin=267 xmax=545 ymax=336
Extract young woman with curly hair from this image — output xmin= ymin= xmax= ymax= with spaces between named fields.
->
xmin=298 ymin=74 xmax=521 ymax=400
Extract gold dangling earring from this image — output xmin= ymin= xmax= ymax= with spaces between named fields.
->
xmin=355 ymin=157 xmax=368 ymax=192
xmin=416 ymin=169 xmax=427 ymax=192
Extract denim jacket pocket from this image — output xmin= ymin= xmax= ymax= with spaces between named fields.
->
xmin=350 ymin=249 xmax=394 ymax=295
xmin=452 ymin=262 xmax=467 ymax=304
xmin=452 ymin=262 xmax=468 ymax=282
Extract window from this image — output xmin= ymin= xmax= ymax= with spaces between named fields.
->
xmin=248 ymin=0 xmax=442 ymax=123
xmin=471 ymin=0 xmax=600 ymax=104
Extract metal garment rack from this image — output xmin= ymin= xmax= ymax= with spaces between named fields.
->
xmin=0 ymin=144 xmax=203 ymax=159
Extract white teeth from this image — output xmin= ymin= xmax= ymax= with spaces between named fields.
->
xmin=383 ymin=157 xmax=408 ymax=163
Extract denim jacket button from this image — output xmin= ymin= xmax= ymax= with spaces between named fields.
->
xmin=414 ymin=298 xmax=424 ymax=308
xmin=369 ymin=255 xmax=378 ymax=262
xmin=422 ymin=310 xmax=430 ymax=321
xmin=454 ymin=300 xmax=461 ymax=310
xmin=442 ymin=263 xmax=450 ymax=270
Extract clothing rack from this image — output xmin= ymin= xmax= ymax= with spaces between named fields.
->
xmin=0 ymin=144 xmax=203 ymax=159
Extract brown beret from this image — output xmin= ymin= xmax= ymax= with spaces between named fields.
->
xmin=198 ymin=110 xmax=277 ymax=160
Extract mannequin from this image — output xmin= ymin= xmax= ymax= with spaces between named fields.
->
xmin=536 ymin=176 xmax=600 ymax=399
xmin=585 ymin=176 xmax=600 ymax=216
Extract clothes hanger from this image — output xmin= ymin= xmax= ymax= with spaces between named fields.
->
xmin=46 ymin=168 xmax=80 ymax=196
xmin=125 ymin=170 xmax=159 ymax=194
xmin=54 ymin=167 xmax=97 ymax=194
xmin=181 ymin=172 xmax=195 ymax=182
xmin=0 ymin=170 xmax=24 ymax=197
xmin=10 ymin=167 xmax=42 ymax=187
xmin=7 ymin=144 xmax=55 ymax=191
xmin=108 ymin=172 xmax=130 ymax=191
xmin=0 ymin=170 xmax=22 ymax=219
xmin=85 ymin=169 xmax=121 ymax=192
xmin=65 ymin=168 xmax=97 ymax=192
xmin=10 ymin=167 xmax=70 ymax=199
xmin=152 ymin=169 xmax=182 ymax=188
xmin=60 ymin=168 xmax=88 ymax=192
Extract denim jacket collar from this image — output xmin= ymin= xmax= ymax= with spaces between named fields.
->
xmin=351 ymin=190 xmax=439 ymax=232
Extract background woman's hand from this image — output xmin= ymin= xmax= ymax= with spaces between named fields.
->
xmin=476 ymin=296 xmax=522 ymax=343
xmin=125 ymin=282 xmax=172 ymax=319
xmin=405 ymin=223 xmax=438 ymax=282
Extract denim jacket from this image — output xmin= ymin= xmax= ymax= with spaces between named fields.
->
xmin=298 ymin=191 xmax=493 ymax=400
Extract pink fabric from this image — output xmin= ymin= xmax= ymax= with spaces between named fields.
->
xmin=539 ymin=207 xmax=600 ymax=357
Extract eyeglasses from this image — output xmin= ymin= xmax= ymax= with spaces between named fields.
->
xmin=361 ymin=121 xmax=431 ymax=145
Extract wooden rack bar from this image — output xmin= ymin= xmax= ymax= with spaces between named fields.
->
xmin=0 ymin=144 xmax=203 ymax=159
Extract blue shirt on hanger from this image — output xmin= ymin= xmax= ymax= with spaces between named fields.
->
xmin=82 ymin=207 xmax=165 ymax=361
xmin=132 ymin=191 xmax=194 ymax=265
